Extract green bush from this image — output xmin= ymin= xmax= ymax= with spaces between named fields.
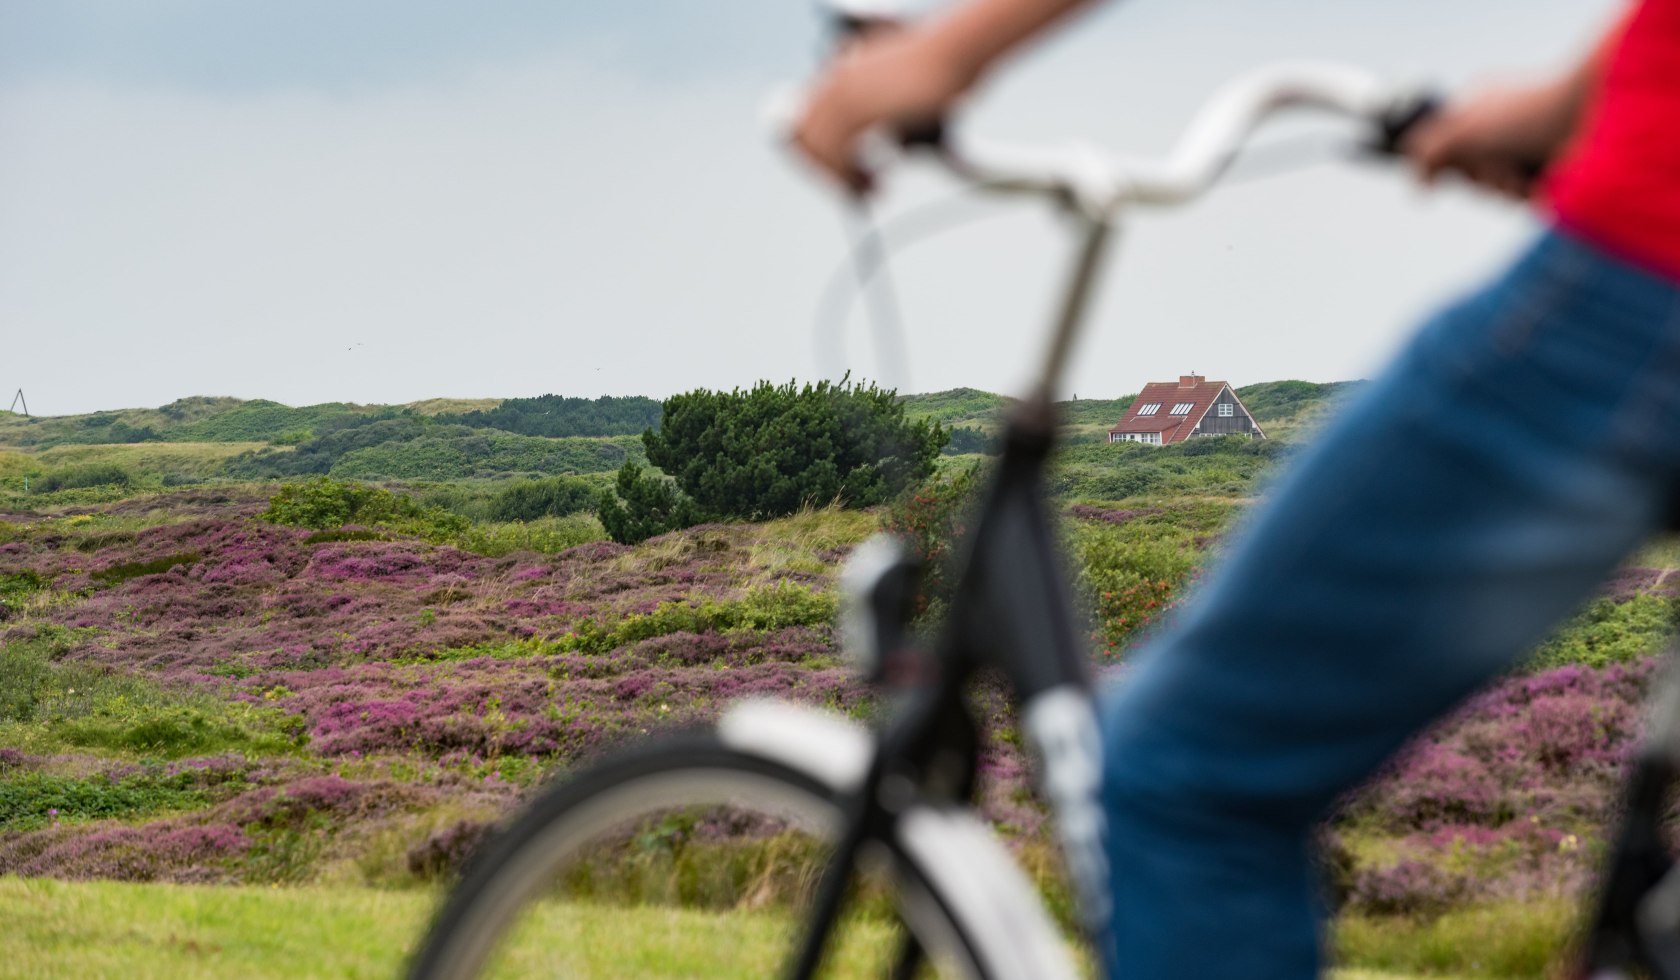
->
xmin=488 ymin=476 xmax=597 ymax=522
xmin=646 ymin=377 xmax=945 ymax=521
xmin=262 ymin=477 xmax=469 ymax=542
xmin=440 ymin=394 xmax=662 ymax=438
xmin=263 ymin=477 xmax=419 ymax=529
xmin=597 ymin=463 xmax=707 ymax=546
xmin=882 ymin=465 xmax=983 ymax=616
xmin=941 ymin=426 xmax=997 ymax=456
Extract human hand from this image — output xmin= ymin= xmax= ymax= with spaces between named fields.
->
xmin=1405 ymin=82 xmax=1577 ymax=201
xmin=791 ymin=25 xmax=977 ymax=193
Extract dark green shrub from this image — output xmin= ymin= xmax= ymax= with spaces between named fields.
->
xmin=646 ymin=377 xmax=945 ymax=521
xmin=597 ymin=463 xmax=707 ymax=545
xmin=942 ymin=426 xmax=997 ymax=456
xmin=488 ymin=476 xmax=597 ymax=522
xmin=441 ymin=394 xmax=662 ymax=438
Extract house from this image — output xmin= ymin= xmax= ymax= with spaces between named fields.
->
xmin=1107 ymin=375 xmax=1265 ymax=446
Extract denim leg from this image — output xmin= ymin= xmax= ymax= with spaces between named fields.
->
xmin=1100 ymin=230 xmax=1680 ymax=978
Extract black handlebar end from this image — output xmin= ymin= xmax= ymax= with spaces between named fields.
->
xmin=1372 ymin=91 xmax=1440 ymax=157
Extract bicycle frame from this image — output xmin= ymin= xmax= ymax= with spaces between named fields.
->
xmin=787 ymin=209 xmax=1115 ymax=980
xmin=773 ymin=61 xmax=1441 ymax=978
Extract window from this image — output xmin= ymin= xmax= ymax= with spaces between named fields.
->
xmin=1136 ymin=403 xmax=1160 ymax=416
xmin=1218 ymin=403 xmax=1234 ymax=417
xmin=1170 ymin=403 xmax=1193 ymax=415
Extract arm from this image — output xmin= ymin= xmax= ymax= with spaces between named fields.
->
xmin=1405 ymin=7 xmax=1631 ymax=200
xmin=793 ymin=0 xmax=1097 ymax=191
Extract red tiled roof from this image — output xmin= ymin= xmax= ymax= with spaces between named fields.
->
xmin=1108 ymin=376 xmax=1238 ymax=445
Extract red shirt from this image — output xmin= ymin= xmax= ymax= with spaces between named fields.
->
xmin=1545 ymin=0 xmax=1680 ymax=281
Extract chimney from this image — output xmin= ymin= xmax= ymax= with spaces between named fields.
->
xmin=1178 ymin=374 xmax=1204 ymax=386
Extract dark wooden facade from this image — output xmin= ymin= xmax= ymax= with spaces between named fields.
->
xmin=1193 ymin=387 xmax=1260 ymax=438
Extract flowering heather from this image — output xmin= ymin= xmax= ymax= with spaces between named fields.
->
xmin=1 ymin=484 xmax=1671 ymax=919
xmin=3 ymin=497 xmax=880 ymax=887
xmin=1348 ymin=660 xmax=1649 ymax=834
xmin=1601 ymin=566 xmax=1680 ymax=602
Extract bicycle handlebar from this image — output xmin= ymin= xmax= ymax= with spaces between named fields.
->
xmin=958 ymin=62 xmax=1424 ymax=212
xmin=773 ymin=61 xmax=1434 ymax=217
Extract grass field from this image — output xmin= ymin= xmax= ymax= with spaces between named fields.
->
xmin=0 ymin=877 xmax=1564 ymax=978
xmin=31 ymin=441 xmax=271 ymax=478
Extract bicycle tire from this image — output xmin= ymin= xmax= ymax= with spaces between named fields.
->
xmin=406 ymin=734 xmax=998 ymax=979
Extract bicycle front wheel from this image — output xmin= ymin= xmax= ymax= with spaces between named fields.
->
xmin=406 ymin=733 xmax=995 ymax=979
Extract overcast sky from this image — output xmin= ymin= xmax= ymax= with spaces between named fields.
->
xmin=0 ymin=0 xmax=1618 ymax=416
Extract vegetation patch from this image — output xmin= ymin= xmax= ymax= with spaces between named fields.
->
xmin=302 ymin=529 xmax=389 ymax=545
xmin=560 ymin=582 xmax=838 ymax=657
xmin=34 ymin=463 xmax=134 ymax=493
xmin=0 ymin=633 xmax=306 ymax=759
xmin=90 ymin=552 xmax=201 ymax=587
xmin=0 ymin=570 xmax=47 ymax=621
xmin=0 ymin=769 xmax=211 ymax=830
xmin=1529 ymin=593 xmax=1674 ymax=670
xmin=439 ymin=394 xmax=662 ymax=438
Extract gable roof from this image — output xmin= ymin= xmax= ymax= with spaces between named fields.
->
xmin=1109 ymin=375 xmax=1252 ymax=444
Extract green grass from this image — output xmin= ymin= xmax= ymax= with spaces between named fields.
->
xmin=33 ymin=441 xmax=270 ymax=477
xmin=0 ymin=878 xmax=909 ymax=979
xmin=0 ymin=876 xmax=1532 ymax=978
xmin=404 ymin=397 xmax=504 ymax=417
xmin=1333 ymin=900 xmax=1577 ymax=978
xmin=0 ymin=629 xmax=307 ymax=760
xmin=449 ymin=513 xmax=606 ymax=557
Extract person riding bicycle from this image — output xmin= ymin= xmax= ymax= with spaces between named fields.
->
xmin=796 ymin=1 xmax=1680 ymax=975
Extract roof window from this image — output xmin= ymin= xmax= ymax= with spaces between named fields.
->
xmin=1170 ymin=403 xmax=1194 ymax=415
xmin=1136 ymin=403 xmax=1161 ymax=416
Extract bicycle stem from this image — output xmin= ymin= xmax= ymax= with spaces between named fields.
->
xmin=1028 ymin=210 xmax=1116 ymax=411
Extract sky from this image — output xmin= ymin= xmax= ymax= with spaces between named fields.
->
xmin=0 ymin=0 xmax=1619 ymax=416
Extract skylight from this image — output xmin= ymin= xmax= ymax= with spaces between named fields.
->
xmin=1136 ymin=403 xmax=1161 ymax=416
xmin=1170 ymin=403 xmax=1194 ymax=415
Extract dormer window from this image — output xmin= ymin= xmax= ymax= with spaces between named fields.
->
xmin=1170 ymin=403 xmax=1194 ymax=415
xmin=1136 ymin=403 xmax=1161 ymax=416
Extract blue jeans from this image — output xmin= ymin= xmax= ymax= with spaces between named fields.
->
xmin=1100 ymin=229 xmax=1680 ymax=977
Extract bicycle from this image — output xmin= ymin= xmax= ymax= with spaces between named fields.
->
xmin=405 ymin=24 xmax=1680 ymax=979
